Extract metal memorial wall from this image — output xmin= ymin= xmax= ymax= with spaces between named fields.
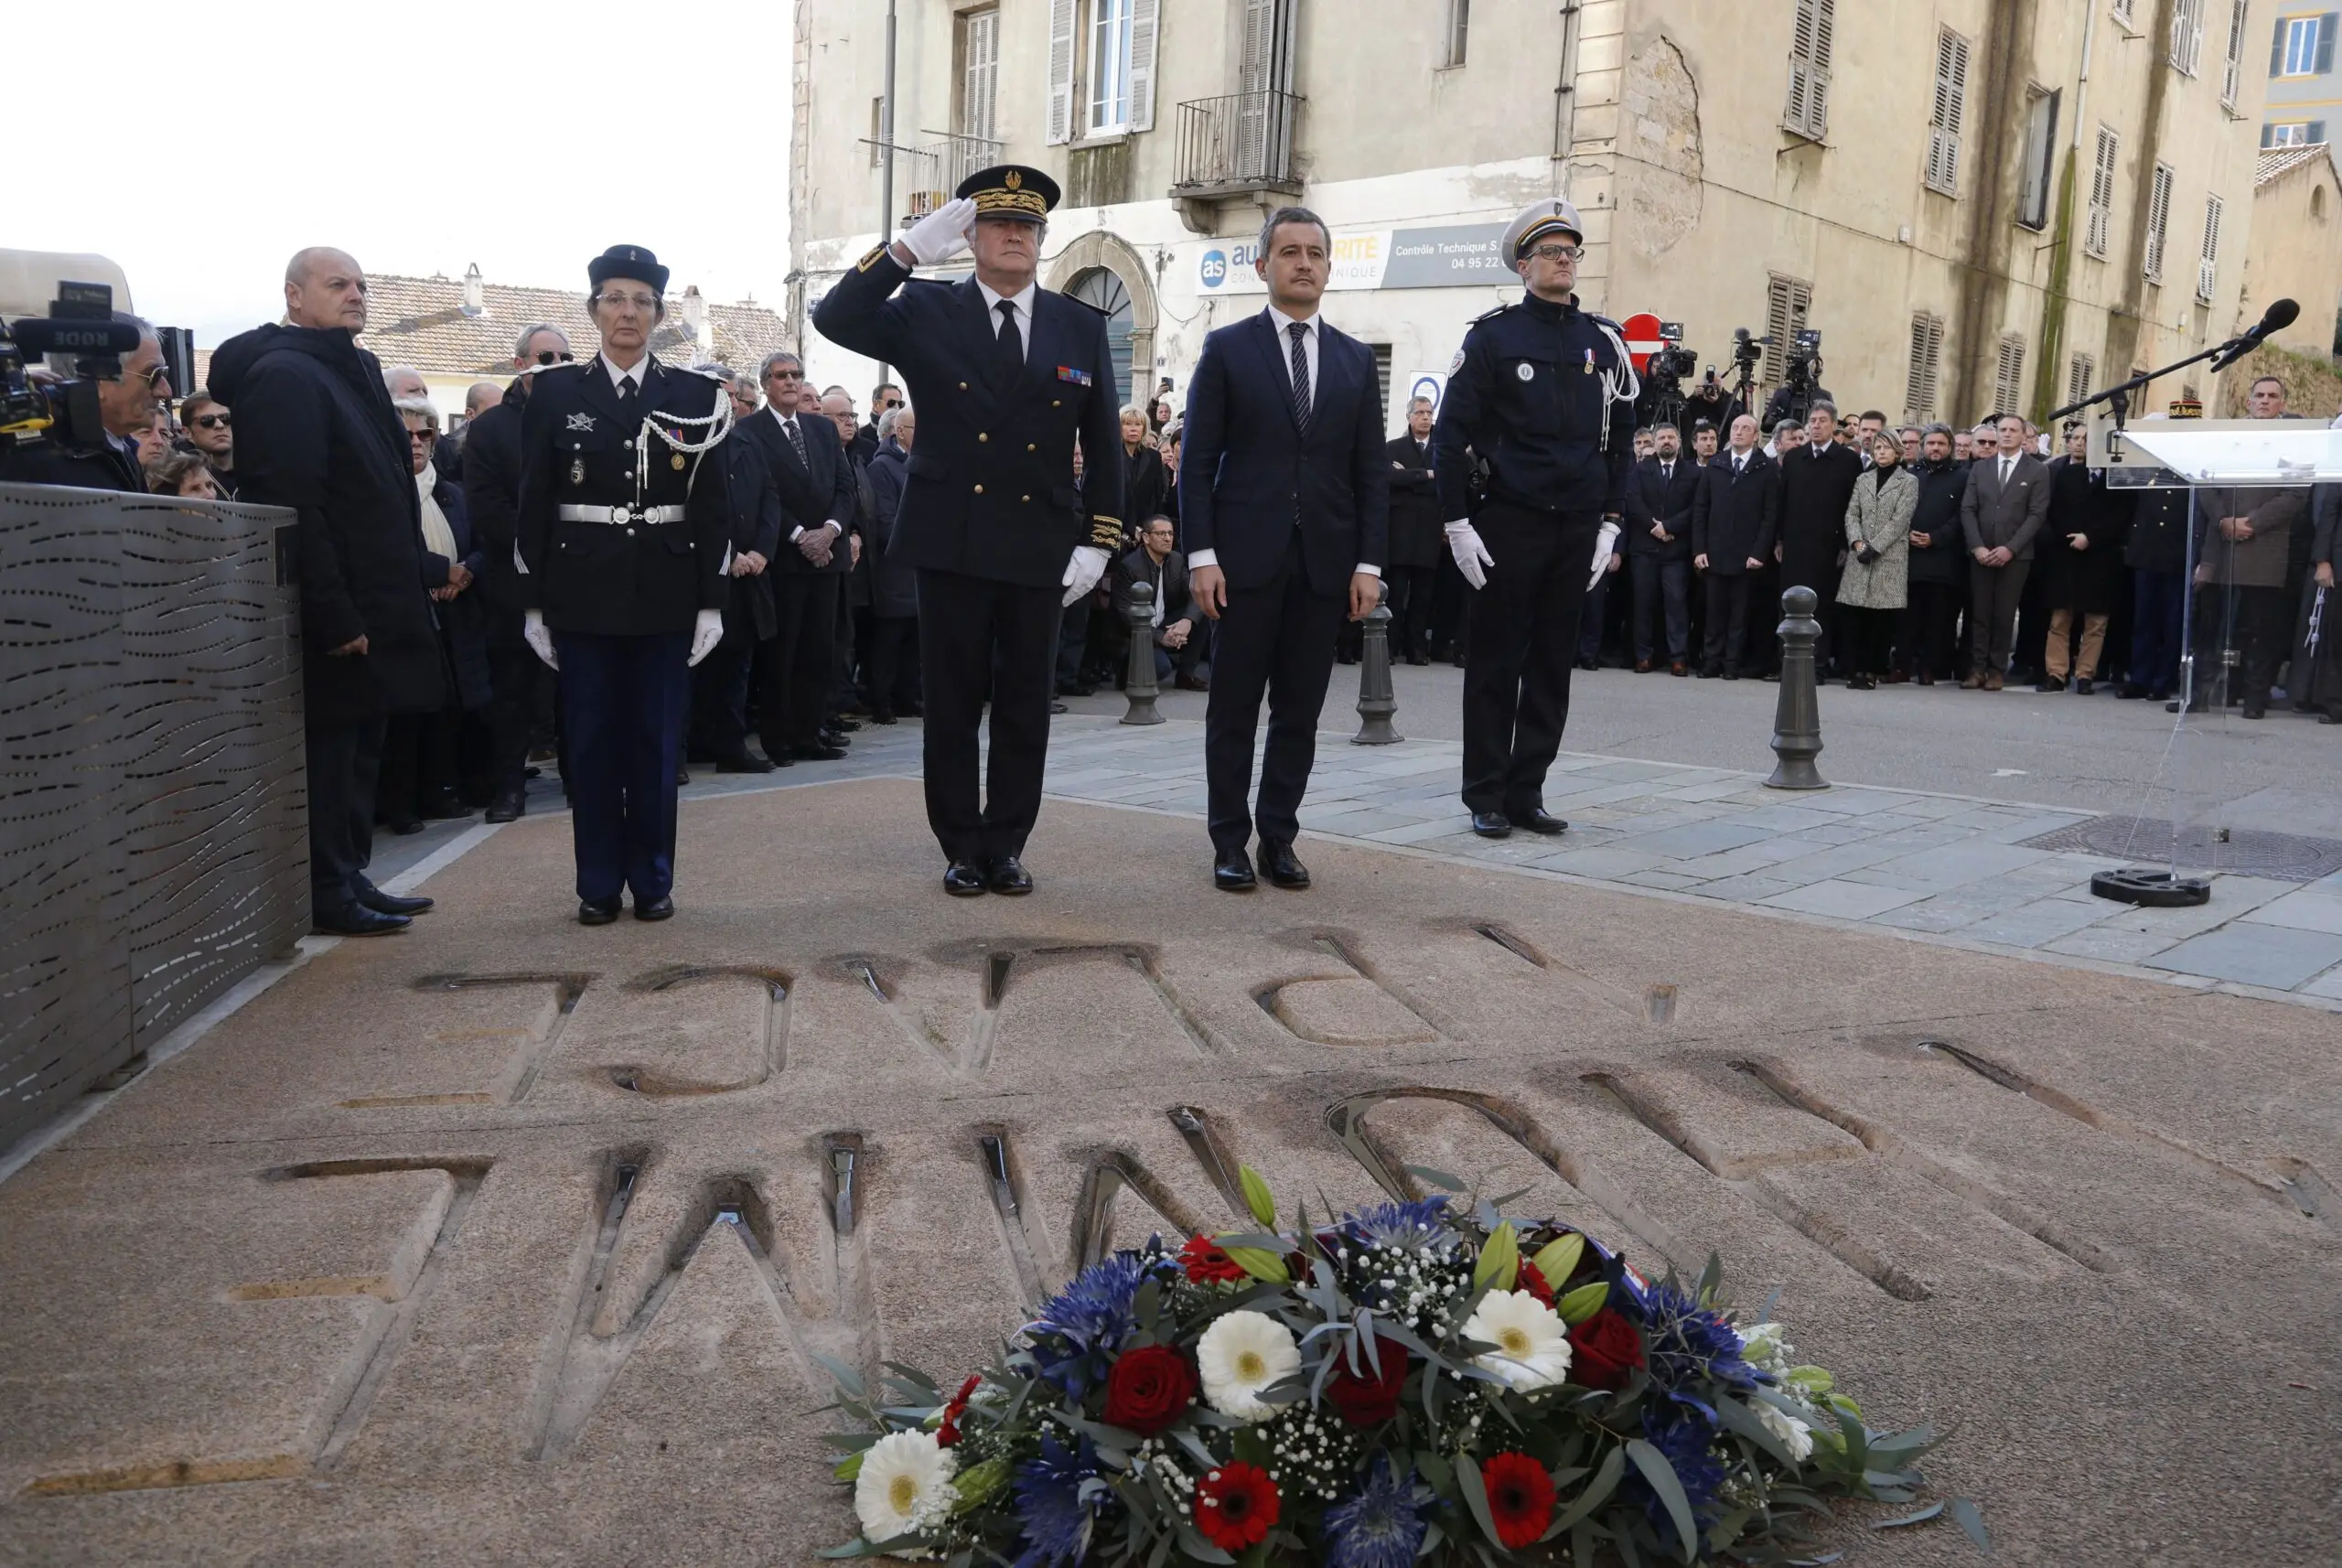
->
xmin=1 ymin=484 xmax=307 ymax=1152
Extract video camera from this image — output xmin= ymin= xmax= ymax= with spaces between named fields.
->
xmin=1781 ymin=328 xmax=1823 ymax=391
xmin=1644 ymin=321 xmax=1697 ymax=385
xmin=1 ymin=281 xmax=184 ymax=451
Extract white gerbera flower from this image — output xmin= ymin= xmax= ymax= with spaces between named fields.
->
xmin=1756 ymin=1401 xmax=1815 ymax=1462
xmin=1197 ymin=1309 xmax=1301 ymax=1421
xmin=1461 ymin=1289 xmax=1573 ymax=1391
xmin=854 ymin=1430 xmax=959 ymax=1545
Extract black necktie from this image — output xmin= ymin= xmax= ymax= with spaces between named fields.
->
xmin=996 ymin=300 xmax=1023 ymax=376
xmin=1287 ymin=321 xmax=1312 ymax=435
xmin=784 ymin=414 xmax=807 ymax=467
xmin=1661 ymin=462 xmax=1672 ymax=481
xmin=617 ymin=374 xmax=637 ymax=413
xmin=1735 ymin=456 xmax=1746 ymax=474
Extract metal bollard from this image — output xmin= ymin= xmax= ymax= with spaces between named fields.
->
xmin=1121 ymin=580 xmax=1164 ymax=726
xmin=1766 ymin=585 xmax=1828 ymax=789
xmin=1352 ymin=585 xmax=1402 ymax=746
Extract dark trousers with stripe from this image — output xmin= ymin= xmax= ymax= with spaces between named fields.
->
xmin=554 ymin=629 xmax=692 ymax=905
xmin=1462 ymin=503 xmax=1601 ymax=817
xmin=918 ymin=568 xmax=1059 ymax=865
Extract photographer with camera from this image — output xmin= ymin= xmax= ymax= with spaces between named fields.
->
xmin=0 ymin=313 xmax=170 ymax=492
xmin=1758 ymin=330 xmax=1833 ymax=434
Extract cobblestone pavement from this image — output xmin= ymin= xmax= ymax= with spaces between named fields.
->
xmin=377 ymin=711 xmax=2342 ymax=1009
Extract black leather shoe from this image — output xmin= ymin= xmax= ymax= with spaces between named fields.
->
xmin=1213 ymin=853 xmax=1258 ymax=892
xmin=984 ymin=855 xmax=1034 ymax=895
xmin=386 ymin=817 xmax=425 ymax=835
xmin=485 ymin=792 xmax=524 ymax=823
xmin=356 ymin=884 xmax=434 ymax=916
xmin=714 ymin=753 xmax=776 ymax=774
xmin=787 ymin=743 xmax=848 ymax=761
xmin=868 ymin=710 xmax=898 ymax=725
xmin=1256 ymin=841 xmax=1310 ymax=889
xmin=943 ymin=861 xmax=988 ymax=897
xmin=1510 ymin=808 xmax=1568 ymax=835
xmin=578 ymin=898 xmax=622 ymax=926
xmin=674 ymin=765 xmax=691 ymax=787
xmin=831 ymin=717 xmax=863 ymax=733
xmin=818 ymin=729 xmax=853 ymax=748
xmin=2075 ymin=677 xmax=2094 ymax=695
xmin=314 ymin=904 xmax=410 ymax=937
xmin=634 ymin=896 xmax=675 ymax=920
xmin=1470 ymin=811 xmax=1513 ymax=839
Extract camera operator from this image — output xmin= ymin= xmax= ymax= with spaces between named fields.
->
xmin=1758 ymin=334 xmax=1832 ymax=433
xmin=0 ymin=314 xmax=170 ymax=492
xmin=1681 ymin=369 xmax=1742 ymax=437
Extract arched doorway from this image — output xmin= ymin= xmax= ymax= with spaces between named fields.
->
xmin=1066 ymin=267 xmax=1133 ymax=404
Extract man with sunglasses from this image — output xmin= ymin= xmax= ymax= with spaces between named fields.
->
xmin=857 ymin=382 xmax=902 ymax=465
xmin=1433 ymin=198 xmax=1638 ymax=841
xmin=180 ymin=392 xmax=236 ymax=498
xmin=0 ymin=313 xmax=172 ymax=492
xmin=463 ymin=322 xmax=575 ymax=822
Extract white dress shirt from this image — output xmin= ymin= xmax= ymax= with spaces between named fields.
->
xmin=1188 ymin=305 xmax=1377 ymax=579
xmin=601 ymin=354 xmax=647 ymax=394
xmin=976 ymin=277 xmax=1038 ymax=358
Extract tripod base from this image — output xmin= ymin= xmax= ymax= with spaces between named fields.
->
xmin=2090 ymin=868 xmax=2212 ymax=908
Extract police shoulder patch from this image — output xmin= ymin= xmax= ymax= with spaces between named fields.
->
xmin=854 ymin=243 xmax=890 ymax=274
xmin=1449 ymin=349 xmax=1466 ymax=374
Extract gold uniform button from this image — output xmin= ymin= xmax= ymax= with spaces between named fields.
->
xmin=1021 ymin=494 xmax=1032 ymax=503
xmin=977 ymin=432 xmax=989 ymax=443
xmin=1026 ymin=443 xmax=1037 ymax=452
xmin=973 ymin=484 xmax=984 ymax=495
xmin=958 ymin=381 xmax=969 ymax=391
xmin=1051 ymin=399 xmax=1062 ymax=407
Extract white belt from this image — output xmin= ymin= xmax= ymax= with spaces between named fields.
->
xmin=558 ymin=504 xmax=686 ymax=525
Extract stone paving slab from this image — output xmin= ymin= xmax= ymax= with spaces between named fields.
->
xmin=5 ymin=779 xmax=2339 ymax=1566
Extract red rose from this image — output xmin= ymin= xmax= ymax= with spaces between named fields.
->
xmin=1566 ymin=1306 xmax=1648 ymax=1391
xmin=1180 ymin=1234 xmax=1248 ymax=1284
xmin=1517 ymin=1261 xmax=1556 ymax=1307
xmin=936 ymin=1374 xmax=981 ymax=1446
xmin=1480 ymin=1451 xmax=1555 ymax=1548
xmin=1194 ymin=1461 xmax=1280 ymax=1551
xmin=1325 ymin=1334 xmax=1410 ymax=1426
xmin=1102 ymin=1345 xmax=1196 ymax=1435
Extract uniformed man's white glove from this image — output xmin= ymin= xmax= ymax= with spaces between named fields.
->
xmin=898 ymin=197 xmax=978 ymax=268
xmin=523 ymin=608 xmax=558 ymax=671
xmin=687 ymin=608 xmax=725 ymax=667
xmin=1588 ymin=520 xmax=1622 ymax=590
xmin=1445 ymin=520 xmax=1494 ymax=591
xmin=1061 ymin=544 xmax=1110 ymax=607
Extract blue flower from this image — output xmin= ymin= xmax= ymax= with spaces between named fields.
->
xmin=1631 ymin=1406 xmax=1728 ymax=1539
xmin=1322 ymin=1455 xmax=1431 ymax=1568
xmin=1340 ymin=1196 xmax=1453 ymax=1251
xmin=1012 ymin=1434 xmax=1105 ymax=1568
xmin=1023 ymin=1251 xmax=1151 ymax=1398
xmin=1638 ymin=1280 xmax=1756 ymax=1391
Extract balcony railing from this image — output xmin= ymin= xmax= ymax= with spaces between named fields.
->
xmin=1172 ymin=90 xmax=1303 ymax=196
xmin=896 ymin=132 xmax=1005 ymax=225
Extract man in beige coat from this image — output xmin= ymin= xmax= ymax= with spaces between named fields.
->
xmin=1959 ymin=413 xmax=2051 ymax=689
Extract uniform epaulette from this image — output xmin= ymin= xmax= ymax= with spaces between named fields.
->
xmin=674 ymin=363 xmax=730 ymax=383
xmin=1468 ymin=303 xmax=1515 ymax=328
xmin=1590 ymin=313 xmax=1624 ymax=332
xmin=536 ymin=360 xmax=588 ymax=381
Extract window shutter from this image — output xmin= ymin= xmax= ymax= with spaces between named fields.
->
xmin=2274 ymin=11 xmax=2291 ymax=73
xmin=1046 ymin=0 xmax=1077 ymax=146
xmin=2068 ymin=353 xmax=2096 ymax=407
xmin=1994 ymin=335 xmax=2026 ymax=416
xmin=1764 ymin=274 xmax=1812 ymax=388
xmin=2314 ymin=119 xmax=2330 ymax=142
xmin=2223 ymin=0 xmax=2249 ymax=102
xmin=1905 ymin=313 xmax=1943 ymax=421
xmin=1128 ymin=0 xmax=1161 ymax=132
xmin=2144 ymin=163 xmax=2174 ymax=281
xmin=962 ymin=10 xmax=1000 ymax=144
xmin=1785 ymin=0 xmax=1833 ymax=139
xmin=1928 ymin=31 xmax=1968 ymax=193
xmin=2198 ymin=194 xmax=2223 ymax=301
xmin=2088 ymin=126 xmax=2118 ymax=256
xmin=2320 ymin=13 xmax=2339 ymax=71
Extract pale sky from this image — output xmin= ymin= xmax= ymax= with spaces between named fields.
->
xmin=16 ymin=0 xmax=794 ymax=350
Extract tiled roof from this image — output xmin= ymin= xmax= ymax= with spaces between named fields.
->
xmin=2255 ymin=143 xmax=2337 ymax=187
xmin=353 ymin=272 xmax=791 ymax=377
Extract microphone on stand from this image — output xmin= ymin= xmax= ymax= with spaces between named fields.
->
xmin=2209 ymin=298 xmax=2300 ymax=372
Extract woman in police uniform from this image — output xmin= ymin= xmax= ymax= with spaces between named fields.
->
xmin=515 ymin=245 xmax=734 ymax=923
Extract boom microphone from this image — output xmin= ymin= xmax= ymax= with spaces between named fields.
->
xmin=2210 ymin=297 xmax=2300 ymax=371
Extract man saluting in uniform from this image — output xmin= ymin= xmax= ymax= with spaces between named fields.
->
xmin=1434 ymin=199 xmax=1637 ymax=840
xmin=814 ymin=166 xmax=1123 ymax=897
xmin=517 ymin=245 xmax=733 ymax=924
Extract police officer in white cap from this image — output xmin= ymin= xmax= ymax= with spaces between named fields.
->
xmin=1431 ymin=198 xmax=1637 ymax=839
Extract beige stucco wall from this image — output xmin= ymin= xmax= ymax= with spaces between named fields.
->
xmin=2240 ymin=156 xmax=2342 ymax=359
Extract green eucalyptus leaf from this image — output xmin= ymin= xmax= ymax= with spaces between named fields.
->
xmin=1239 ymin=1165 xmax=1277 ymax=1229
xmin=1475 ymin=1220 xmax=1521 ymax=1294
xmin=1529 ymin=1232 xmax=1585 ymax=1287
xmin=1557 ymin=1281 xmax=1610 ymax=1325
xmin=1872 ymin=1501 xmax=1944 ymax=1530
xmin=813 ymin=1352 xmax=866 ymax=1400
xmin=1949 ymin=1497 xmax=1990 ymax=1552
xmin=1405 ymin=1164 xmax=1468 ymax=1192
xmin=1455 ymin=1452 xmax=1509 ymax=1553
xmin=1625 ymin=1437 xmax=1700 ymax=1563
xmin=1546 ymin=1444 xmax=1625 ymax=1535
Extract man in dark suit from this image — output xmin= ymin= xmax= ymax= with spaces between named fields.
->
xmin=1773 ymin=402 xmax=1864 ymax=678
xmin=1691 ymin=413 xmax=1778 ymax=678
xmin=732 ymin=350 xmax=858 ymax=761
xmin=812 ymin=165 xmax=1123 ymax=897
xmin=1382 ymin=395 xmax=1442 ymax=665
xmin=513 ymin=244 xmax=733 ymax=924
xmin=1183 ymin=207 xmax=1388 ymax=892
xmin=1625 ymin=422 xmax=1700 ymax=674
xmin=689 ymin=368 xmax=782 ymax=773
xmin=1109 ymin=515 xmax=1199 ymax=684
xmin=1958 ymin=412 xmax=2051 ymax=690
xmin=463 ymin=322 xmax=575 ymax=821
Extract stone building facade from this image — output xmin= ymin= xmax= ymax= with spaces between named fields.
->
xmin=790 ymin=1 xmax=2272 ymax=433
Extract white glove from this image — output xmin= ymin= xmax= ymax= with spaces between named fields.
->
xmin=1061 ymin=544 xmax=1110 ymax=607
xmin=898 ymin=197 xmax=977 ymax=267
xmin=687 ymin=608 xmax=725 ymax=667
xmin=1588 ymin=520 xmax=1622 ymax=591
xmin=1445 ymin=520 xmax=1494 ymax=591
xmin=523 ymin=608 xmax=558 ymax=671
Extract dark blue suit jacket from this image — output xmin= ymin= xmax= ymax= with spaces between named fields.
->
xmin=1179 ymin=310 xmax=1389 ymax=596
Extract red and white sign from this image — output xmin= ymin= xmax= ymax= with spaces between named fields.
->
xmin=1620 ymin=312 xmax=1665 ymax=374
